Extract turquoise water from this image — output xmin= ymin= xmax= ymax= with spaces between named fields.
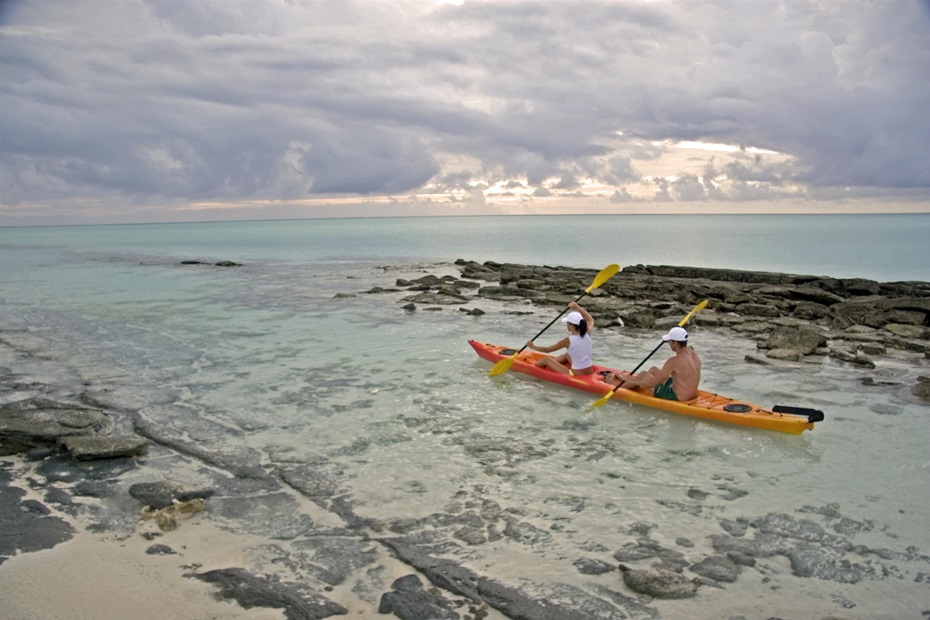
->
xmin=1 ymin=214 xmax=929 ymax=618
xmin=3 ymin=213 xmax=928 ymax=281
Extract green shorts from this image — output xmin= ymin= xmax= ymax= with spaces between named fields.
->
xmin=653 ymin=377 xmax=678 ymax=401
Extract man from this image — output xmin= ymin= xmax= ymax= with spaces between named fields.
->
xmin=612 ymin=326 xmax=701 ymax=401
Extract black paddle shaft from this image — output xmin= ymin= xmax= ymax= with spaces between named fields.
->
xmin=609 ymin=340 xmax=665 ymax=393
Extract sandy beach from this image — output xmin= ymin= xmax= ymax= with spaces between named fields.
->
xmin=0 ymin=468 xmax=284 ymax=620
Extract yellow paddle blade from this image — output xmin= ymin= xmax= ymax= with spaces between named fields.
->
xmin=678 ymin=299 xmax=709 ymax=327
xmin=585 ymin=264 xmax=621 ymax=293
xmin=590 ymin=390 xmax=614 ymax=408
xmin=488 ymin=355 xmax=516 ymax=377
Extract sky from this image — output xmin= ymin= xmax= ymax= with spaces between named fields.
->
xmin=1 ymin=0 xmax=929 ymax=225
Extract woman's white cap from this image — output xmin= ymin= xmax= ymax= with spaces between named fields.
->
xmin=562 ymin=311 xmax=584 ymax=326
xmin=662 ymin=326 xmax=688 ymax=342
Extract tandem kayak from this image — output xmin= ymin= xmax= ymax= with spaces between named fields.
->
xmin=468 ymin=340 xmax=824 ymax=435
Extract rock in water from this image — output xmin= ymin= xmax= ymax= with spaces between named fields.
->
xmin=912 ymin=376 xmax=930 ymax=403
xmin=618 ymin=564 xmax=699 ymax=599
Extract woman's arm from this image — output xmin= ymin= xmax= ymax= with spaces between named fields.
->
xmin=527 ymin=337 xmax=570 ymax=354
xmin=570 ymin=302 xmax=594 ymax=333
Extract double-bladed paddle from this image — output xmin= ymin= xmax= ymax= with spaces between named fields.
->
xmin=589 ymin=299 xmax=709 ymax=407
xmin=488 ymin=263 xmax=621 ymax=377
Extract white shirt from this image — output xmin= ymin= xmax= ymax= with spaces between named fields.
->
xmin=567 ymin=334 xmax=593 ymax=370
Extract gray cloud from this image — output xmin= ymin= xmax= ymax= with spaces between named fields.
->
xmin=1 ymin=0 xmax=928 ymax=221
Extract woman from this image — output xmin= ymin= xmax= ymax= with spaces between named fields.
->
xmin=526 ymin=302 xmax=595 ymax=375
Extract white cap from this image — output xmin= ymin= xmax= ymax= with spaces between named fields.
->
xmin=562 ymin=311 xmax=584 ymax=326
xmin=662 ymin=326 xmax=688 ymax=342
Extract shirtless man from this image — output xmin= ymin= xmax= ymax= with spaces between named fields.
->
xmin=612 ymin=326 xmax=701 ymax=401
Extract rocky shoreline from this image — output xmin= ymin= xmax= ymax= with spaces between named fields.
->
xmin=3 ymin=261 xmax=930 ymax=620
xmin=378 ymin=260 xmax=930 ymax=402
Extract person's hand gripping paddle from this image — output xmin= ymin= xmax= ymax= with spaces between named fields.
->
xmin=589 ymin=299 xmax=709 ymax=407
xmin=488 ymin=264 xmax=621 ymax=377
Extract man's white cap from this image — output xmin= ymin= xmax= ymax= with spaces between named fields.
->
xmin=562 ymin=311 xmax=584 ymax=326
xmin=662 ymin=326 xmax=688 ymax=342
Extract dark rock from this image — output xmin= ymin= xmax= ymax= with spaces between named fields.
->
xmin=573 ymin=557 xmax=616 ymax=575
xmin=477 ymin=285 xmax=540 ymax=300
xmin=765 ymin=349 xmax=805 ymax=361
xmin=686 ymin=488 xmax=708 ymax=500
xmin=208 ymin=493 xmax=312 ymax=539
xmin=912 ymin=376 xmax=930 ymax=403
xmin=381 ymin=537 xmax=593 ymax=620
xmin=618 ymin=564 xmax=699 ymax=599
xmin=43 ymin=486 xmax=74 ymax=506
xmin=725 ymin=551 xmax=756 ymax=567
xmin=792 ymin=301 xmax=829 ymax=320
xmin=59 ymin=435 xmax=147 ymax=460
xmin=754 ymin=513 xmax=826 ymax=542
xmin=72 ymin=479 xmax=121 ymax=498
xmin=36 ymin=454 xmax=137 ymax=484
xmin=128 ymin=480 xmax=215 ymax=510
xmin=613 ymin=539 xmax=662 ymax=562
xmin=844 ymin=278 xmax=881 ymax=296
xmin=884 ymin=323 xmax=926 ymax=338
xmin=689 ymin=555 xmax=740 ymax=583
xmin=194 ymin=567 xmax=348 ymax=619
xmin=502 ymin=517 xmax=552 ymax=545
xmin=402 ymin=292 xmax=468 ymax=305
xmin=25 ymin=447 xmax=57 ymax=461
xmin=790 ymin=286 xmax=845 ymax=306
xmin=613 ymin=538 xmax=687 ymax=568
xmin=291 ymin=536 xmax=378 ymax=586
xmin=454 ymin=525 xmax=486 ymax=545
xmin=885 ymin=309 xmax=927 ymax=325
xmin=279 ymin=463 xmax=341 ymax=499
xmin=378 ymin=574 xmax=460 ymax=619
xmin=737 ymin=303 xmax=781 ymax=318
xmin=765 ymin=325 xmax=827 ymax=354
xmin=214 ymin=261 xmax=242 ymax=267
xmin=0 ymin=465 xmax=74 ymax=563
xmin=0 ymin=398 xmax=113 ymax=456
xmin=710 ymin=512 xmax=879 ymax=583
xmin=146 ymin=544 xmax=177 ymax=555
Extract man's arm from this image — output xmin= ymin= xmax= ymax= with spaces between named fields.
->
xmin=620 ymin=358 xmax=675 ymax=388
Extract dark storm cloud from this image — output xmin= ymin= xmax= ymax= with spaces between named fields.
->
xmin=1 ymin=0 xmax=928 ymax=218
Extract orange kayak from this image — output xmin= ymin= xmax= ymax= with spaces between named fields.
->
xmin=468 ymin=340 xmax=823 ymax=435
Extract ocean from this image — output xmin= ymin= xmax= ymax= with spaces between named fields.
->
xmin=1 ymin=213 xmax=929 ymax=618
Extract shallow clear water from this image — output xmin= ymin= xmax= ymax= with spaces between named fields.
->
xmin=1 ymin=217 xmax=929 ymax=618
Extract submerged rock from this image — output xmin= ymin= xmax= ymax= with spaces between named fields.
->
xmin=378 ymin=574 xmax=460 ymax=620
xmin=689 ymin=555 xmax=741 ymax=583
xmin=0 ymin=397 xmax=113 ymax=456
xmin=912 ymin=376 xmax=930 ymax=403
xmin=618 ymin=564 xmax=699 ymax=599
xmin=194 ymin=567 xmax=348 ymax=619
xmin=128 ymin=480 xmax=215 ymax=510
xmin=59 ymin=435 xmax=147 ymax=461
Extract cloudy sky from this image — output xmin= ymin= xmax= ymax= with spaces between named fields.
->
xmin=2 ymin=0 xmax=929 ymax=225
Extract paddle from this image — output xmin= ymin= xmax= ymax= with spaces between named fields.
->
xmin=590 ymin=299 xmax=709 ymax=408
xmin=488 ymin=263 xmax=621 ymax=377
